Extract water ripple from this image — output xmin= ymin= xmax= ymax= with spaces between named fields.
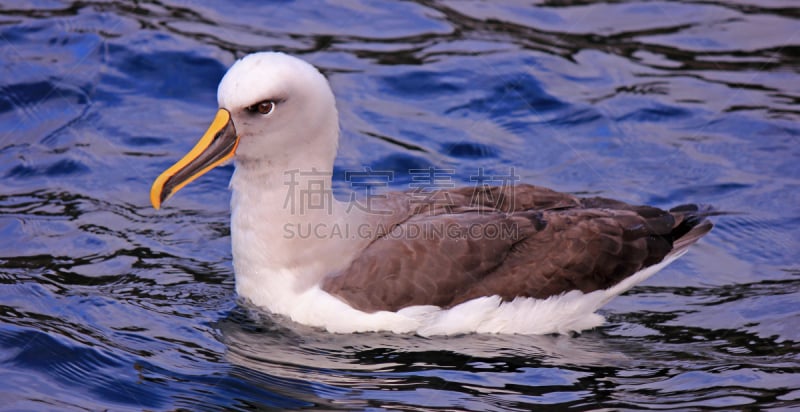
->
xmin=0 ymin=0 xmax=797 ymax=410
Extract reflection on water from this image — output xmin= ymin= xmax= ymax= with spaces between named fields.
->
xmin=219 ymin=304 xmax=799 ymax=410
xmin=0 ymin=0 xmax=798 ymax=410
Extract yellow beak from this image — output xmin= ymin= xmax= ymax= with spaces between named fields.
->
xmin=150 ymin=109 xmax=239 ymax=209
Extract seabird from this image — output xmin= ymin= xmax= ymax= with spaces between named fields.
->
xmin=150 ymin=52 xmax=712 ymax=335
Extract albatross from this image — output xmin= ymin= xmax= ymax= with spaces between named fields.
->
xmin=150 ymin=52 xmax=712 ymax=335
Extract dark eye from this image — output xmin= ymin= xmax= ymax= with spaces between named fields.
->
xmin=247 ymin=100 xmax=276 ymax=115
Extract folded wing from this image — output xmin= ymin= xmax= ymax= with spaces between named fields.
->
xmin=322 ymin=184 xmax=711 ymax=312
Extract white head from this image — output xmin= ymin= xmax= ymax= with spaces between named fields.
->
xmin=218 ymin=52 xmax=339 ymax=171
xmin=150 ymin=52 xmax=341 ymax=208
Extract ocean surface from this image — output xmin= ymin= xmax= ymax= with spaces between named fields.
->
xmin=1 ymin=0 xmax=798 ymax=410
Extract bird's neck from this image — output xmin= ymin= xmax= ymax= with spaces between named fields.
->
xmin=227 ymin=150 xmax=373 ymax=311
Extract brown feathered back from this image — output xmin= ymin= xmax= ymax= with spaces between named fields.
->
xmin=322 ymin=184 xmax=712 ymax=313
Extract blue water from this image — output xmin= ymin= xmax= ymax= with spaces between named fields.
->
xmin=1 ymin=1 xmax=799 ymax=410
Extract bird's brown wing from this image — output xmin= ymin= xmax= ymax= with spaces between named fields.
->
xmin=321 ymin=184 xmax=711 ymax=312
